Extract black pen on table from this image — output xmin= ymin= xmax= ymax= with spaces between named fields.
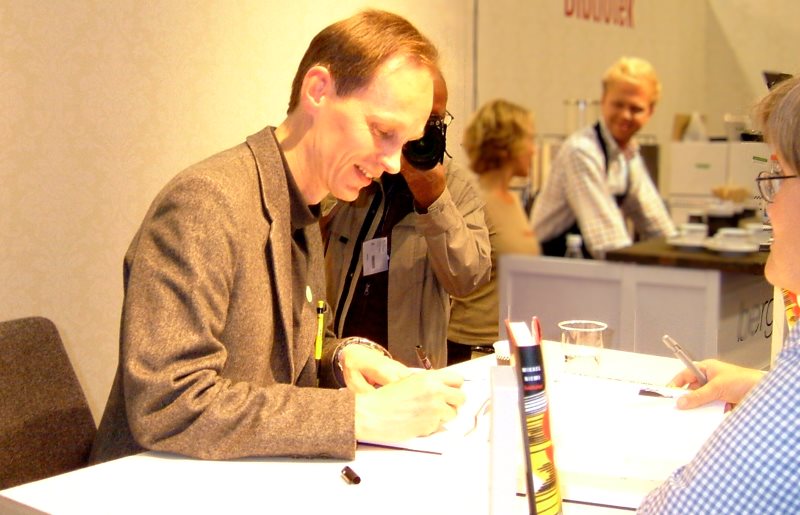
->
xmin=662 ymin=334 xmax=708 ymax=386
xmin=415 ymin=345 xmax=432 ymax=370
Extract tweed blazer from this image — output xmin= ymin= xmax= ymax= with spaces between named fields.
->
xmin=90 ymin=127 xmax=355 ymax=464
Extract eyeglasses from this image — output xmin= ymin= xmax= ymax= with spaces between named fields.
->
xmin=755 ymin=170 xmax=799 ymax=203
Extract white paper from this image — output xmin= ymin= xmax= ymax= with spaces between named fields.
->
xmin=357 ymin=369 xmax=491 ymax=454
xmin=548 ymin=374 xmax=726 ymax=482
xmin=361 ymin=237 xmax=389 ymax=276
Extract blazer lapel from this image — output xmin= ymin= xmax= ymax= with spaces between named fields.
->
xmin=246 ymin=127 xmax=294 ymax=376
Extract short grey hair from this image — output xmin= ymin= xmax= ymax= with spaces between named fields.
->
xmin=756 ymin=75 xmax=800 ymax=174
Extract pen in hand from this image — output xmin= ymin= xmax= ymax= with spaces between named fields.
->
xmin=662 ymin=334 xmax=708 ymax=386
xmin=415 ymin=345 xmax=433 ymax=370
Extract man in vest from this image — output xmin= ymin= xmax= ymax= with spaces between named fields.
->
xmin=532 ymin=56 xmax=675 ymax=259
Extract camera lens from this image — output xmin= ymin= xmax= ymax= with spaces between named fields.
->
xmin=402 ymin=117 xmax=447 ymax=171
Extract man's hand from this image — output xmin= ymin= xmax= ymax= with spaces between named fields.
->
xmin=400 ymin=156 xmax=446 ymax=211
xmin=339 ymin=343 xmax=412 ymax=393
xmin=669 ymin=359 xmax=765 ymax=410
xmin=354 ymin=369 xmax=465 ymax=442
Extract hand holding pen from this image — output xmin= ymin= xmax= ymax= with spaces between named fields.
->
xmin=668 ymin=358 xmax=766 ymax=410
xmin=662 ymin=335 xmax=707 ymax=386
xmin=415 ymin=345 xmax=433 ymax=370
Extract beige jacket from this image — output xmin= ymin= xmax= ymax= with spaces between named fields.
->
xmin=449 ymin=191 xmax=541 ymax=345
xmin=324 ymin=160 xmax=491 ymax=369
xmin=90 ymin=127 xmax=354 ymax=464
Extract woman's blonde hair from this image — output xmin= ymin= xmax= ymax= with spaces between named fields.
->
xmin=463 ymin=99 xmax=534 ymax=175
xmin=756 ymin=76 xmax=800 ymax=173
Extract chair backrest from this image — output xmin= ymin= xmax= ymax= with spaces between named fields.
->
xmin=0 ymin=316 xmax=97 ymax=489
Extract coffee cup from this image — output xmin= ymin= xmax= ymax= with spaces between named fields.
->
xmin=706 ymin=202 xmax=737 ymax=236
xmin=715 ymin=227 xmax=749 ymax=245
xmin=679 ymin=222 xmax=708 ymax=242
xmin=745 ymin=222 xmax=769 ymax=245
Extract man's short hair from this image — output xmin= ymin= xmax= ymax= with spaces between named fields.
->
xmin=463 ymin=99 xmax=534 ymax=175
xmin=287 ymin=9 xmax=438 ymax=114
xmin=757 ymin=75 xmax=800 ymax=174
xmin=602 ymin=57 xmax=661 ymax=105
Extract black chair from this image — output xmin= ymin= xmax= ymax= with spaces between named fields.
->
xmin=0 ymin=317 xmax=97 ymax=489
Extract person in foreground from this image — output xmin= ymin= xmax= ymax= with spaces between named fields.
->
xmin=323 ymin=70 xmax=491 ymax=370
xmin=90 ymin=9 xmax=464 ymax=465
xmin=532 ymin=56 xmax=675 ymax=259
xmin=447 ymin=99 xmax=540 ymax=364
xmin=638 ymin=76 xmax=800 ymax=514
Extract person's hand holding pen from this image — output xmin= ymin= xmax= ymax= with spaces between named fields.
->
xmin=338 ymin=344 xmax=413 ymax=393
xmin=337 ymin=342 xmax=465 ymax=442
xmin=354 ymin=368 xmax=465 ymax=442
xmin=669 ymin=359 xmax=766 ymax=410
xmin=415 ymin=345 xmax=433 ymax=370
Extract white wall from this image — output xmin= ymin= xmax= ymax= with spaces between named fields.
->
xmin=705 ymin=0 xmax=800 ymax=136
xmin=0 ymin=0 xmax=474 ymax=420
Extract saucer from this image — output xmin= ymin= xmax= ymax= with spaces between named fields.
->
xmin=704 ymin=238 xmax=760 ymax=256
xmin=666 ymin=236 xmax=706 ymax=251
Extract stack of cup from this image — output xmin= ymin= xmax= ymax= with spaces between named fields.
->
xmin=492 ymin=340 xmax=511 ymax=366
xmin=706 ymin=202 xmax=737 ymax=236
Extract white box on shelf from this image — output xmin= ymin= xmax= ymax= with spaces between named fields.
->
xmin=669 ymin=142 xmax=728 ymax=196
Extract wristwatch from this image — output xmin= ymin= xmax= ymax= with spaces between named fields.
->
xmin=332 ymin=336 xmax=392 ymax=387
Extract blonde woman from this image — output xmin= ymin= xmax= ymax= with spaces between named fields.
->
xmin=447 ymin=99 xmax=540 ymax=364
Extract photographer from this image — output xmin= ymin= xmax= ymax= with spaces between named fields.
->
xmin=323 ymin=70 xmax=491 ymax=369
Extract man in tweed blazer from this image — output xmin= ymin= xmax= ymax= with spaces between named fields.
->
xmin=90 ymin=9 xmax=465 ymax=464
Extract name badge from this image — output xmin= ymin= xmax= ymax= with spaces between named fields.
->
xmin=362 ymin=237 xmax=389 ymax=276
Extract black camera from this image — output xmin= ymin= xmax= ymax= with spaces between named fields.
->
xmin=401 ymin=115 xmax=449 ymax=171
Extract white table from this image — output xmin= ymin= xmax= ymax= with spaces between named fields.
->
xmin=0 ymin=345 xmax=707 ymax=514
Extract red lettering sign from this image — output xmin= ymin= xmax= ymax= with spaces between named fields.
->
xmin=564 ymin=0 xmax=635 ymax=28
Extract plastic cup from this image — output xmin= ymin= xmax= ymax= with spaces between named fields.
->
xmin=492 ymin=340 xmax=511 ymax=366
xmin=559 ymin=320 xmax=607 ymax=374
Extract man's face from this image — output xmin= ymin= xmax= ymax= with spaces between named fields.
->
xmin=600 ymin=78 xmax=655 ymax=148
xmin=313 ymin=56 xmax=433 ymax=202
xmin=765 ymin=154 xmax=800 ymax=293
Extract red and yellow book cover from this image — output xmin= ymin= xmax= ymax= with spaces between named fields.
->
xmin=506 ymin=317 xmax=562 ymax=515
